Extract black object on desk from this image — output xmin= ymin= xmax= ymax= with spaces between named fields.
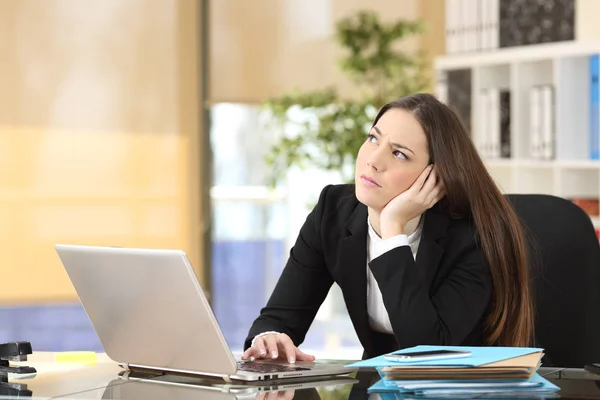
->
xmin=0 ymin=342 xmax=37 ymax=374
xmin=586 ymin=364 xmax=600 ymax=376
xmin=0 ymin=373 xmax=32 ymax=397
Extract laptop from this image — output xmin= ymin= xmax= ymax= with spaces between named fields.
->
xmin=55 ymin=244 xmax=353 ymax=382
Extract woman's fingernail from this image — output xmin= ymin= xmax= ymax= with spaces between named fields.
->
xmin=289 ymin=356 xmax=295 ymax=364
xmin=259 ymin=349 xmax=266 ymax=356
xmin=271 ymin=351 xmax=278 ymax=359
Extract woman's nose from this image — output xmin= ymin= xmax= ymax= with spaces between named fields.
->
xmin=366 ymin=147 xmax=385 ymax=171
xmin=366 ymin=159 xmax=379 ymax=171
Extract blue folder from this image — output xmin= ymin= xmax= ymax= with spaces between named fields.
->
xmin=345 ymin=345 xmax=544 ymax=368
xmin=367 ymin=372 xmax=559 ymax=395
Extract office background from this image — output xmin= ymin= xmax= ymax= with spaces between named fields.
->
xmin=0 ymin=0 xmax=596 ymax=359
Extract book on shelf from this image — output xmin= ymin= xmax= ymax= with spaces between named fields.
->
xmin=528 ymin=84 xmax=555 ymax=160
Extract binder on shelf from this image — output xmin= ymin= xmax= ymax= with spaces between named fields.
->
xmin=590 ymin=54 xmax=599 ymax=160
xmin=479 ymin=0 xmax=488 ymax=51
xmin=436 ymin=70 xmax=448 ymax=104
xmin=529 ymin=85 xmax=542 ymax=159
xmin=446 ymin=69 xmax=472 ymax=135
xmin=489 ymin=88 xmax=501 ymax=158
xmin=541 ymin=85 xmax=555 ymax=160
xmin=499 ymin=89 xmax=511 ymax=158
xmin=478 ymin=89 xmax=490 ymax=157
xmin=489 ymin=0 xmax=499 ymax=50
xmin=445 ymin=0 xmax=498 ymax=54
xmin=478 ymin=88 xmax=510 ymax=159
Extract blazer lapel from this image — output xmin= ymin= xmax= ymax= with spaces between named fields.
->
xmin=415 ymin=207 xmax=450 ymax=290
xmin=338 ymin=202 xmax=375 ymax=356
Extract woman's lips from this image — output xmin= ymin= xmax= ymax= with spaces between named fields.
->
xmin=360 ymin=174 xmax=381 ymax=188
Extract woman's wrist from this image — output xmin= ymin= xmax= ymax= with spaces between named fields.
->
xmin=381 ymin=221 xmax=406 ymax=239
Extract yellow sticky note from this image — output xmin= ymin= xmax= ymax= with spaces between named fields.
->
xmin=54 ymin=351 xmax=98 ymax=366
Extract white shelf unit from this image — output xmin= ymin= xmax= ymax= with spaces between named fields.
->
xmin=435 ymin=40 xmax=600 ymax=227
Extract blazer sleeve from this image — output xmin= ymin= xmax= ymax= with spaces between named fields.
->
xmin=369 ymin=227 xmax=492 ymax=348
xmin=243 ymin=186 xmax=335 ymax=350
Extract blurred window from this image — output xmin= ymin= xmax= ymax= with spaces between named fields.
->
xmin=209 ymin=103 xmax=362 ymax=358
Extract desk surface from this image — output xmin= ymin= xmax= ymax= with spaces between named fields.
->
xmin=3 ymin=353 xmax=600 ymax=399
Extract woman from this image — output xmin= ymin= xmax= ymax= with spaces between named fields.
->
xmin=242 ymin=93 xmax=534 ymax=364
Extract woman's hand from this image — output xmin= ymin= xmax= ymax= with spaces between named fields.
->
xmin=241 ymin=333 xmax=315 ymax=364
xmin=380 ymin=165 xmax=445 ymax=239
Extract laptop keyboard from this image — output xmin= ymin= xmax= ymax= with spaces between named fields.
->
xmin=237 ymin=361 xmax=310 ymax=373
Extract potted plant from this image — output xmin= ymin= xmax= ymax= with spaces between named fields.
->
xmin=262 ymin=10 xmax=429 ymax=186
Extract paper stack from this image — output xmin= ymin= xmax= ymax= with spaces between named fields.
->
xmin=346 ymin=345 xmax=560 ymax=398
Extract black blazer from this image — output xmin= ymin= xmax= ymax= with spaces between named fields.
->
xmin=244 ymin=184 xmax=493 ymax=358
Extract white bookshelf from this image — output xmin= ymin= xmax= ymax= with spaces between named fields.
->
xmin=435 ymin=39 xmax=600 ymax=227
xmin=436 ymin=40 xmax=600 ymax=70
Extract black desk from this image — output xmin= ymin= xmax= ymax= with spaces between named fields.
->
xmin=103 ymin=366 xmax=600 ymax=400
xmin=3 ymin=363 xmax=600 ymax=399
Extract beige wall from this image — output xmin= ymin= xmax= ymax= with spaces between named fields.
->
xmin=0 ymin=0 xmax=204 ymax=303
xmin=209 ymin=0 xmax=421 ymax=103
xmin=576 ymin=0 xmax=600 ymax=41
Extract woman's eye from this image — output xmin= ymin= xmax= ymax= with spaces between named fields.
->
xmin=393 ymin=150 xmax=408 ymax=160
xmin=367 ymin=134 xmax=377 ymax=143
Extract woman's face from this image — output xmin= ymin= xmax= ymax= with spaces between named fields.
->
xmin=355 ymin=108 xmax=431 ymax=212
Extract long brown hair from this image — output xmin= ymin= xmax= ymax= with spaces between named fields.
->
xmin=373 ymin=93 xmax=534 ymax=347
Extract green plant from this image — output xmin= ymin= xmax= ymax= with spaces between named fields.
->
xmin=263 ymin=10 xmax=429 ymax=185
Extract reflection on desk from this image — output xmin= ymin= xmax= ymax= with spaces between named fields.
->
xmin=100 ymin=368 xmax=600 ymax=400
xmin=2 ymin=354 xmax=600 ymax=399
xmin=103 ymin=372 xmax=356 ymax=400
